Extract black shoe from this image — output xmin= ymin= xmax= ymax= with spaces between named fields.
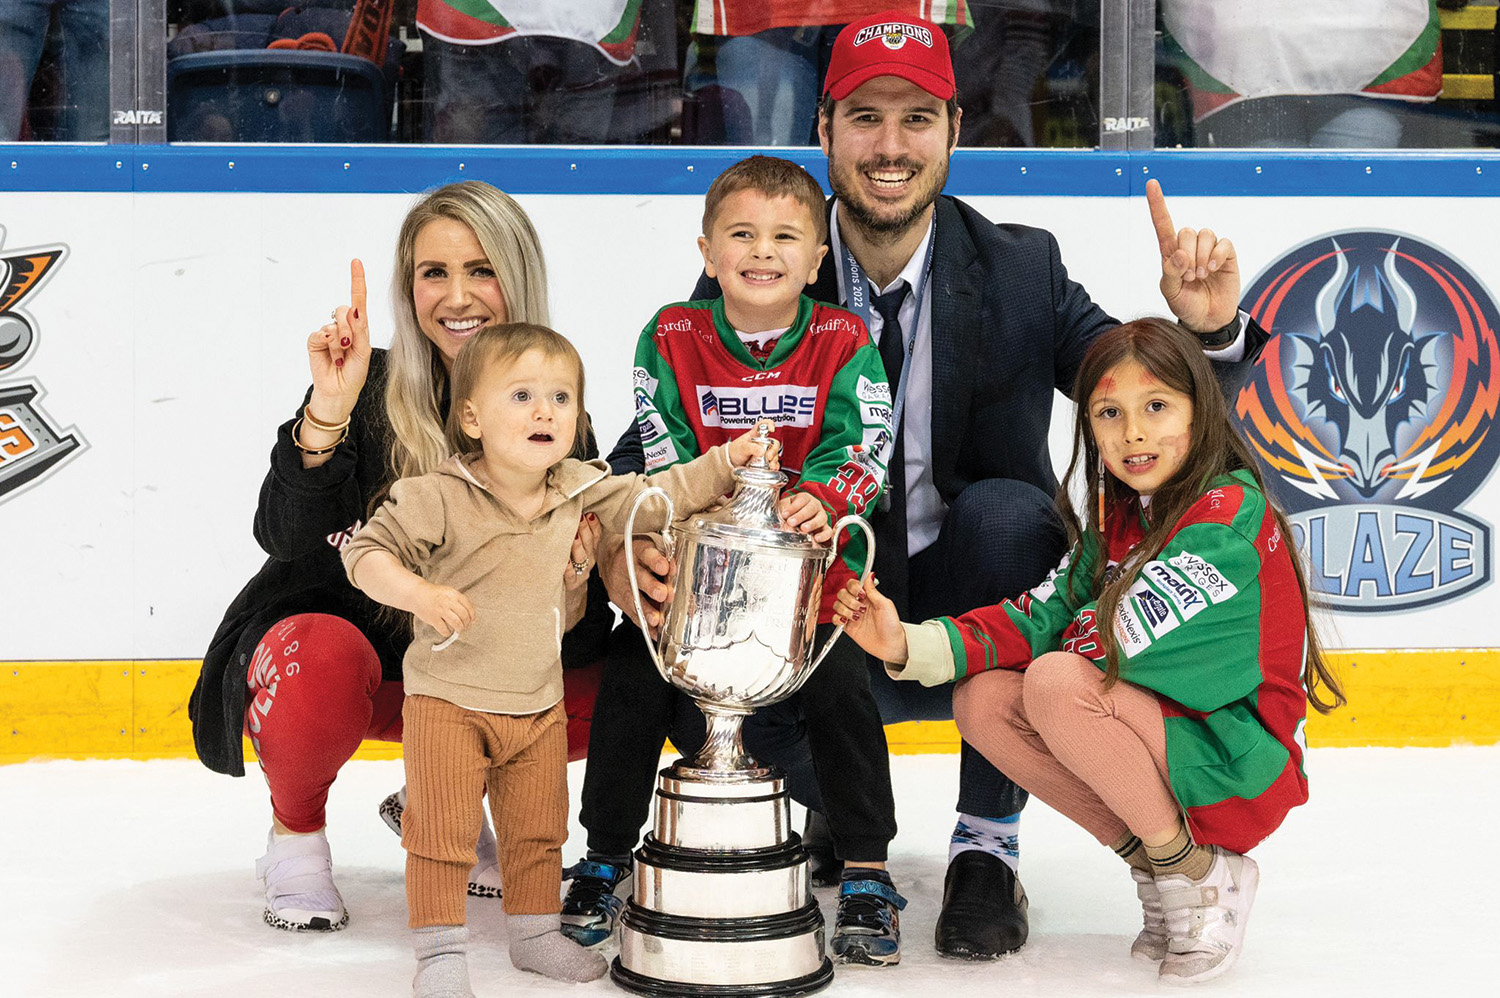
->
xmin=802 ymin=810 xmax=843 ymax=887
xmin=934 ymin=851 xmax=1029 ymax=960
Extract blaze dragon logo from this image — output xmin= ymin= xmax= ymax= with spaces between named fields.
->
xmin=0 ymin=226 xmax=81 ymax=503
xmin=1234 ymin=231 xmax=1499 ymax=611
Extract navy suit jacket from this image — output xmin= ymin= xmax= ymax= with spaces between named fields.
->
xmin=608 ymin=194 xmax=1266 ymax=510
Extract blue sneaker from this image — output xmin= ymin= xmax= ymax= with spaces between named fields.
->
xmin=831 ymin=876 xmax=907 ymax=966
xmin=559 ymin=859 xmax=631 ymax=947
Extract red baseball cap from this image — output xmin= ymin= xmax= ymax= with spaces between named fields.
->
xmin=823 ymin=11 xmax=955 ymax=101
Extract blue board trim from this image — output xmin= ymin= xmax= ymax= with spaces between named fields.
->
xmin=3 ymin=144 xmax=1500 ymax=196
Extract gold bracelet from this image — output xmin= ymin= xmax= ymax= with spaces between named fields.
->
xmin=292 ymin=416 xmax=350 ymax=455
xmin=302 ymin=404 xmax=351 ymax=433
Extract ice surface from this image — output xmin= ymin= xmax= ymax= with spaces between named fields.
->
xmin=5 ymin=747 xmax=1494 ymax=997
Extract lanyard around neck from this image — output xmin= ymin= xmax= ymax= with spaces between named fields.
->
xmin=838 ymin=212 xmax=937 ymax=438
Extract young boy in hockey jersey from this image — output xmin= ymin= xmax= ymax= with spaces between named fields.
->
xmin=563 ymin=155 xmax=908 ymax=965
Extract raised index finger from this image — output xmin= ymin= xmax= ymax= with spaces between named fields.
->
xmin=1146 ymin=179 xmax=1176 ymax=256
xmin=350 ymin=258 xmax=367 ymax=316
xmin=348 ymin=258 xmax=369 ymax=351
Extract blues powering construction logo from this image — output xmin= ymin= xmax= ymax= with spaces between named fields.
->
xmin=0 ymin=227 xmax=81 ymax=503
xmin=1234 ymin=231 xmax=1499 ymax=611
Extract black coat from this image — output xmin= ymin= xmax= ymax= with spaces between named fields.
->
xmin=609 ymin=194 xmax=1266 ymax=507
xmin=191 ymin=350 xmax=609 ymax=777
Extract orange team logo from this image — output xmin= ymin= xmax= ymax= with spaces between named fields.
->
xmin=0 ymin=226 xmax=82 ymax=503
xmin=1234 ymin=231 xmax=1499 ymax=611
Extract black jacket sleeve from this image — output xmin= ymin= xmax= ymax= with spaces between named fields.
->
xmin=252 ymin=383 xmax=382 ymax=562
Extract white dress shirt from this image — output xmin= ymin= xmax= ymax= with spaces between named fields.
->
xmin=831 ymin=204 xmax=946 ymax=555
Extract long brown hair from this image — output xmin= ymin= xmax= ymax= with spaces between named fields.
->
xmin=1056 ymin=318 xmax=1344 ymax=714
xmin=446 ymin=323 xmax=591 ymax=462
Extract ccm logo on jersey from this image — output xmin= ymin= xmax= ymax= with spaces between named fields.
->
xmin=696 ymin=384 xmax=819 ymax=428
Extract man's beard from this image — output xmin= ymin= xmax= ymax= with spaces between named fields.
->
xmin=828 ymin=152 xmax=949 ymax=240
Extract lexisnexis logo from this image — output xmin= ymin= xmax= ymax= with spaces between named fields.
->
xmin=1234 ymin=231 xmax=1499 ymax=611
xmin=0 ymin=226 xmax=82 ymax=504
xmin=853 ymin=22 xmax=934 ymax=49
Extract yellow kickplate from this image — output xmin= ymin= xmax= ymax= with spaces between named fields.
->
xmin=1 ymin=649 xmax=1496 ymax=763
xmin=1440 ymin=4 xmax=1497 ymax=31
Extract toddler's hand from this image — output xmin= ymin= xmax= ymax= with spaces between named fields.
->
xmin=728 ymin=420 xmax=782 ymax=470
xmin=779 ymin=492 xmax=833 ymax=543
xmin=565 ymin=513 xmax=600 ymax=592
xmin=831 ymin=577 xmax=908 ymax=664
xmin=416 ymin=583 xmax=475 ymax=638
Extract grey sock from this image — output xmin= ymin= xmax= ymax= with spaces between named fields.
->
xmin=507 ymin=913 xmax=608 ymax=982
xmin=412 ymin=925 xmax=475 ymax=998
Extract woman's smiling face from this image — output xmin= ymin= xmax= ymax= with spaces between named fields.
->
xmin=411 ymin=217 xmax=508 ymax=370
xmin=1088 ymin=356 xmax=1195 ymax=496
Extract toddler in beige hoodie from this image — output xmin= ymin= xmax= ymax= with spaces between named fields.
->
xmin=344 ymin=323 xmax=788 ymax=996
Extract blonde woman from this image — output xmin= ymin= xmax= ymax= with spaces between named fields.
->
xmin=190 ymin=182 xmax=607 ymax=933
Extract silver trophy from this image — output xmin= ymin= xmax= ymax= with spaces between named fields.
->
xmin=614 ymin=428 xmax=874 ymax=998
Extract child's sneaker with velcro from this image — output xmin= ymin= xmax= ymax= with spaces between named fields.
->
xmin=256 ymin=827 xmax=348 ymax=931
xmin=1130 ymin=866 xmax=1169 ymax=961
xmin=559 ymin=859 xmax=632 ymax=947
xmin=1156 ymin=847 xmax=1259 ymax=985
xmin=830 ymin=872 xmax=906 ymax=966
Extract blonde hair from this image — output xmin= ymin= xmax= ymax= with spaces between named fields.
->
xmin=446 ymin=324 xmax=591 ymax=462
xmin=385 ymin=182 xmax=551 ymax=480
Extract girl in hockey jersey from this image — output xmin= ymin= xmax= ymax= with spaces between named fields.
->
xmin=832 ymin=317 xmax=1344 ymax=984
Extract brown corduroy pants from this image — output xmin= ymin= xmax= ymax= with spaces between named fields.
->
xmin=401 ymin=694 xmax=569 ymax=927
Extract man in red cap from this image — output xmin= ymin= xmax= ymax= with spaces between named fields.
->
xmin=599 ymin=7 xmax=1265 ymax=966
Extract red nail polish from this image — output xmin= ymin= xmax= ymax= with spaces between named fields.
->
xmin=352 ymin=308 xmax=359 ymax=320
xmin=335 ymin=357 xmax=344 ymax=368
xmin=341 ymin=337 xmax=350 ymax=347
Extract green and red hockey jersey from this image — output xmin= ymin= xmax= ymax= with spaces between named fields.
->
xmin=894 ymin=470 xmax=1311 ymax=854
xmin=633 ymin=295 xmax=891 ymax=622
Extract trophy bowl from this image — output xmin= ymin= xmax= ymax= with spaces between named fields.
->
xmin=625 ymin=447 xmax=874 ymax=780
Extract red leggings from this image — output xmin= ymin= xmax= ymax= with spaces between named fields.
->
xmin=245 ymin=613 xmax=600 ymax=833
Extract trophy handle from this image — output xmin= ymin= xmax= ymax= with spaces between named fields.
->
xmin=803 ymin=514 xmax=876 ymax=677
xmin=625 ymin=486 xmax=675 ymax=677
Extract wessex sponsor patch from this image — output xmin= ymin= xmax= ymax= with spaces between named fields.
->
xmin=1168 ymin=551 xmax=1239 ymax=603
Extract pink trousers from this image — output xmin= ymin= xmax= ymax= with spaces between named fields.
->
xmin=953 ymin=652 xmax=1181 ymax=845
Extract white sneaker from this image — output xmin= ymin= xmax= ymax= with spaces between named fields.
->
xmin=1130 ymin=866 xmax=1169 ymax=962
xmin=1155 ymin=847 xmax=1259 ymax=985
xmin=255 ymin=827 xmax=349 ymax=931
xmin=379 ymin=788 xmax=502 ymax=899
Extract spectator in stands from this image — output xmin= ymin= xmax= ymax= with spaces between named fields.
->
xmin=1159 ymin=0 xmax=1446 ymax=147
xmin=417 ymin=0 xmax=678 ymax=143
xmin=0 ymin=0 xmax=109 ymax=141
xmin=682 ymin=1 xmax=973 ymax=145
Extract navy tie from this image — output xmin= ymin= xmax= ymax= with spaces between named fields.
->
xmin=870 ymin=284 xmax=910 ymax=616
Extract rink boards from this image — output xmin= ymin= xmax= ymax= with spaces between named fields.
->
xmin=1 ymin=147 xmax=1497 ymax=761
